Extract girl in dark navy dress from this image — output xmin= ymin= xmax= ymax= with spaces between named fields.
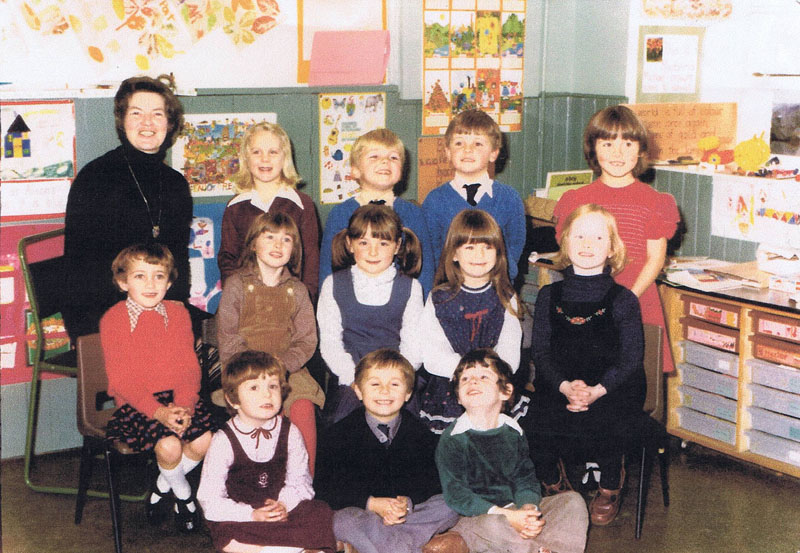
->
xmin=418 ymin=209 xmax=526 ymax=434
xmin=526 ymin=204 xmax=646 ymax=526
xmin=198 ymin=351 xmax=335 ymax=553
xmin=317 ymin=205 xmax=424 ymax=423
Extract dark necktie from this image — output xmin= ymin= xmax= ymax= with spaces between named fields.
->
xmin=369 ymin=199 xmax=386 ymax=205
xmin=463 ymin=183 xmax=480 ymax=206
xmin=377 ymin=423 xmax=391 ymax=446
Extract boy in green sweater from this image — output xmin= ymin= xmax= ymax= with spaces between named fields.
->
xmin=432 ymin=349 xmax=588 ymax=553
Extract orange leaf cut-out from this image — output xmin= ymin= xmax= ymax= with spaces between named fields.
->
xmin=88 ymin=45 xmax=104 ymax=62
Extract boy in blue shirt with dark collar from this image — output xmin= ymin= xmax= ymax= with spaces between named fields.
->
xmin=314 ymin=349 xmax=459 ymax=553
xmin=422 ymin=110 xmax=526 ymax=281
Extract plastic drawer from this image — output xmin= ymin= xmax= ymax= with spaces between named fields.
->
xmin=683 ymin=295 xmax=740 ymax=328
xmin=748 ymin=383 xmax=800 ymax=419
xmin=678 ymin=385 xmax=737 ymax=422
xmin=676 ymin=406 xmax=737 ymax=446
xmin=680 ymin=340 xmax=739 ymax=377
xmin=681 ymin=317 xmax=739 ymax=352
xmin=678 ymin=363 xmax=738 ymax=400
xmin=752 ymin=336 xmax=800 ymax=369
xmin=748 ymin=407 xmax=800 ymax=443
xmin=746 ymin=430 xmax=800 ymax=469
xmin=751 ymin=310 xmax=800 ymax=344
xmin=747 ymin=358 xmax=800 ymax=394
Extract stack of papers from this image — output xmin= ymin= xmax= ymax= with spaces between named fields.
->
xmin=664 ymin=258 xmax=744 ymax=292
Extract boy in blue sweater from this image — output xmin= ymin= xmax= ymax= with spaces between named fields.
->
xmin=319 ymin=128 xmax=435 ymax=295
xmin=315 ymin=349 xmax=459 ymax=553
xmin=422 ymin=110 xmax=526 ymax=281
xmin=433 ymin=349 xmax=588 ymax=553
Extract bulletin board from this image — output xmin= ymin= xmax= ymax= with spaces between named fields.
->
xmin=626 ymin=102 xmax=737 ymax=163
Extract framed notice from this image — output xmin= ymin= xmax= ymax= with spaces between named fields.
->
xmin=636 ymin=25 xmax=704 ymax=103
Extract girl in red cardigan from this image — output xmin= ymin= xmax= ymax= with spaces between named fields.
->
xmin=101 ymin=244 xmax=214 ymax=533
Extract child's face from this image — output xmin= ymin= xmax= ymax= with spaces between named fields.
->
xmin=254 ymin=229 xmax=294 ymax=274
xmin=246 ymin=131 xmax=286 ymax=187
xmin=457 ymin=364 xmax=511 ymax=414
xmin=353 ymin=366 xmax=412 ymax=423
xmin=124 ymin=91 xmax=168 ymax=154
xmin=346 ymin=225 xmax=400 ymax=277
xmin=446 ymin=132 xmax=499 ymax=181
xmin=351 ymin=145 xmax=403 ymax=192
xmin=118 ymin=258 xmax=171 ymax=309
xmin=595 ymin=135 xmax=640 ymax=186
xmin=453 ymin=240 xmax=497 ymax=287
xmin=229 ymin=373 xmax=283 ymax=427
xmin=566 ymin=212 xmax=612 ymax=276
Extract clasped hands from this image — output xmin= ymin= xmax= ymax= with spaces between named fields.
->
xmin=368 ymin=495 xmax=410 ymax=526
xmin=501 ymin=504 xmax=545 ymax=539
xmin=252 ymin=499 xmax=289 ymax=522
xmin=559 ymin=380 xmax=607 ymax=412
xmin=153 ymin=404 xmax=191 ymax=436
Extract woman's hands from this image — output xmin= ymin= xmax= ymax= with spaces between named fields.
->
xmin=559 ymin=380 xmax=607 ymax=412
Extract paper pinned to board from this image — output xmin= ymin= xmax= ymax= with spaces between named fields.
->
xmin=308 ymin=30 xmax=390 ymax=86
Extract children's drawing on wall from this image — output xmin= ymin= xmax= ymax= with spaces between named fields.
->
xmin=189 ymin=203 xmax=227 ymax=314
xmin=711 ymin=174 xmax=800 ymax=247
xmin=422 ymin=1 xmax=525 ymax=135
xmin=770 ymin=102 xmax=800 ymax=157
xmin=642 ymin=0 xmax=733 ymax=20
xmin=171 ymin=112 xmax=277 ymax=197
xmin=177 ymin=0 xmax=281 ymax=45
xmin=318 ymin=92 xmax=386 ymax=205
xmin=1 ymin=100 xmax=75 ymax=182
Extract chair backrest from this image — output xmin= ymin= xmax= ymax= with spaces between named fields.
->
xmin=642 ymin=323 xmax=665 ymax=423
xmin=76 ymin=333 xmax=115 ymax=437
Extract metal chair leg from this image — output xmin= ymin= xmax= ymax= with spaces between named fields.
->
xmin=105 ymin=446 xmax=124 ymax=553
xmin=74 ymin=441 xmax=94 ymax=524
xmin=659 ymin=444 xmax=670 ymax=507
xmin=635 ymin=444 xmax=649 ymax=539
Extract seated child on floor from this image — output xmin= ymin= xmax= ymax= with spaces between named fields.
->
xmin=198 ymin=351 xmax=336 ymax=553
xmin=433 ymin=349 xmax=588 ymax=553
xmin=101 ymin=243 xmax=214 ymax=534
xmin=314 ymin=349 xmax=459 ymax=553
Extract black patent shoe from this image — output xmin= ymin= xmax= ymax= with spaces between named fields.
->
xmin=174 ymin=494 xmax=201 ymax=533
xmin=146 ymin=485 xmax=173 ymax=526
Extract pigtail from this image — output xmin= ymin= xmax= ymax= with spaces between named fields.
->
xmin=395 ymin=227 xmax=422 ymax=278
xmin=330 ymin=228 xmax=355 ymax=273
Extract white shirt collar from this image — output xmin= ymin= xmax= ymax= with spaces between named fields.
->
xmin=229 ymin=188 xmax=304 ymax=211
xmin=450 ymin=412 xmax=523 ymax=436
xmin=449 ymin=173 xmax=494 ymax=202
xmin=351 ymin=264 xmax=397 ymax=287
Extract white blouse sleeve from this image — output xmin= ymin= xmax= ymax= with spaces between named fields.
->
xmin=398 ymin=279 xmax=424 ymax=369
xmin=317 ymin=275 xmax=357 ymax=385
xmin=277 ymin=423 xmax=315 ymax=511
xmin=494 ymin=296 xmax=522 ymax=373
xmin=419 ymin=293 xmax=463 ymax=379
xmin=197 ymin=431 xmax=255 ymax=522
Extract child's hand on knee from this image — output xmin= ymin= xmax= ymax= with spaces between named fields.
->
xmin=368 ymin=496 xmax=409 ymax=525
xmin=154 ymin=405 xmax=189 ymax=436
xmin=500 ymin=505 xmax=544 ymax=539
xmin=252 ymin=499 xmax=288 ymax=522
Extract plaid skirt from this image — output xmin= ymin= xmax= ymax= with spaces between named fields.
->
xmin=106 ymin=390 xmax=216 ymax=452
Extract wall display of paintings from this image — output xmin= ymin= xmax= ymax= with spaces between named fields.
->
xmin=171 ymin=112 xmax=277 ymax=197
xmin=422 ymin=0 xmax=525 ymax=135
xmin=318 ymin=92 xmax=386 ymax=205
xmin=641 ymin=0 xmax=733 ymax=20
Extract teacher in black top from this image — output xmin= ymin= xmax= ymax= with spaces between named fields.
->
xmin=64 ymin=74 xmax=193 ymax=339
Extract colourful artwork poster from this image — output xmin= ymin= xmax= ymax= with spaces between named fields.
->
xmin=171 ymin=112 xmax=277 ymax=197
xmin=711 ymin=174 xmax=800 ymax=248
xmin=1 ymin=100 xmax=75 ymax=182
xmin=422 ymin=0 xmax=525 ymax=135
xmin=642 ymin=0 xmax=732 ymax=20
xmin=318 ymin=92 xmax=386 ymax=205
xmin=176 ymin=0 xmax=282 ymax=46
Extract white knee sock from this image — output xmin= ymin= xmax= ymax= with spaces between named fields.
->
xmin=159 ymin=464 xmax=193 ymax=509
xmin=150 ymin=473 xmax=172 ymax=504
xmin=180 ymin=453 xmax=201 ymax=476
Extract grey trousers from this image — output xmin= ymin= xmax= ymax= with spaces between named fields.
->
xmin=452 ymin=492 xmax=588 ymax=553
xmin=333 ymin=494 xmax=460 ymax=553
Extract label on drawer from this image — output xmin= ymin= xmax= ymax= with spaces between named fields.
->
xmin=686 ymin=326 xmax=737 ymax=352
xmin=688 ymin=300 xmax=739 ymax=327
xmin=757 ymin=318 xmax=800 ymax=343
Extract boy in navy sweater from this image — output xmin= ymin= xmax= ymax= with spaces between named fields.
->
xmin=314 ymin=349 xmax=459 ymax=553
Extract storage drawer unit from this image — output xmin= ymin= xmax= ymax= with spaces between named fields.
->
xmin=748 ymin=407 xmax=800 ymax=443
xmin=681 ymin=317 xmax=739 ymax=352
xmin=678 ymin=385 xmax=737 ymax=422
xmin=746 ymin=430 xmax=800 ymax=469
xmin=676 ymin=406 xmax=737 ymax=446
xmin=683 ymin=295 xmax=740 ymax=328
xmin=751 ymin=336 xmax=800 ymax=369
xmin=748 ymin=383 xmax=800 ymax=419
xmin=747 ymin=358 xmax=800 ymax=394
xmin=680 ymin=340 xmax=739 ymax=377
xmin=678 ymin=362 xmax=738 ymax=399
xmin=751 ymin=310 xmax=800 ymax=344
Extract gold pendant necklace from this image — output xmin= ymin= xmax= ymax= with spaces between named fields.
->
xmin=124 ymin=152 xmax=162 ymax=239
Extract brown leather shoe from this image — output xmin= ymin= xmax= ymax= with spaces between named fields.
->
xmin=422 ymin=531 xmax=469 ymax=553
xmin=589 ymin=486 xmax=622 ymax=525
xmin=541 ymin=458 xmax=574 ymax=496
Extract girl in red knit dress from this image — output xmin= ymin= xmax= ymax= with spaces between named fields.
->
xmin=102 ymin=244 xmax=214 ymax=533
xmin=554 ymin=105 xmax=679 ymax=373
